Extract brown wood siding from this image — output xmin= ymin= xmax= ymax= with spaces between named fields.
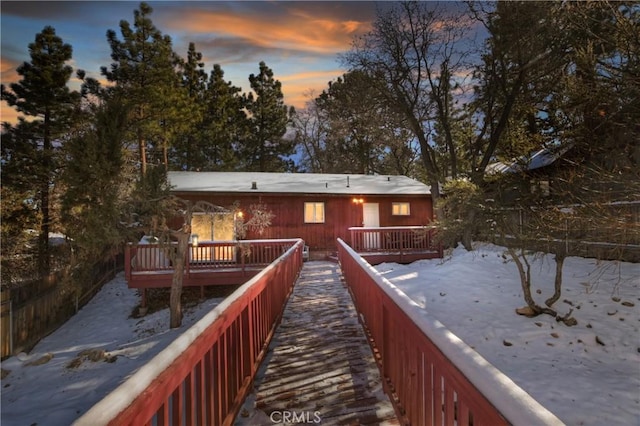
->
xmin=173 ymin=192 xmax=433 ymax=252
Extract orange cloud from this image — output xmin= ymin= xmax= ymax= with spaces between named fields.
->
xmin=1 ymin=56 xmax=21 ymax=86
xmin=1 ymin=57 xmax=22 ymax=125
xmin=280 ymin=69 xmax=346 ymax=109
xmin=167 ymin=10 xmax=369 ymax=55
xmin=1 ymin=102 xmax=21 ymax=125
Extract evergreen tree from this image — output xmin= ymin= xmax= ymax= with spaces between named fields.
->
xmin=1 ymin=26 xmax=80 ymax=276
xmin=1 ymin=121 xmax=44 ymax=282
xmin=201 ymin=64 xmax=246 ymax=170
xmin=553 ymin=1 xmax=639 ymax=181
xmin=171 ymin=42 xmax=207 ymax=170
xmin=293 ymin=82 xmax=418 ymax=177
xmin=240 ymin=61 xmax=295 ymax=172
xmin=102 ymin=2 xmax=193 ymax=177
xmin=468 ymin=1 xmax=566 ymax=180
xmin=315 ymin=71 xmax=387 ymax=174
xmin=61 ymin=98 xmax=129 ymax=266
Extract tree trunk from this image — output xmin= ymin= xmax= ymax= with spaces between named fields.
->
xmin=163 ymin=136 xmax=169 ymax=171
xmin=39 ymin=181 xmax=50 ymax=276
xmin=169 ymin=224 xmax=190 ymax=328
xmin=39 ymin=112 xmax=52 ymax=277
xmin=508 ymin=246 xmax=576 ymax=325
xmin=137 ymin=103 xmax=147 ymax=178
xmin=138 ymin=130 xmax=147 ymax=178
xmin=545 ymin=253 xmax=565 ymax=307
xmin=507 ymin=246 xmax=539 ymax=312
xmin=461 ymin=209 xmax=475 ymax=251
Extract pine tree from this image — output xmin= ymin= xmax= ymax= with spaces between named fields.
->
xmin=202 ymin=64 xmax=247 ymax=170
xmin=1 ymin=26 xmax=80 ymax=276
xmin=314 ymin=71 xmax=412 ymax=175
xmin=102 ymin=2 xmax=193 ymax=177
xmin=171 ymin=42 xmax=207 ymax=170
xmin=241 ymin=61 xmax=295 ymax=172
xmin=61 ymin=98 xmax=129 ymax=266
xmin=1 ymin=121 xmax=44 ymax=282
xmin=468 ymin=1 xmax=566 ymax=180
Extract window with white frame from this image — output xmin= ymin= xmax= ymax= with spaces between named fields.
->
xmin=392 ymin=202 xmax=410 ymax=216
xmin=304 ymin=202 xmax=325 ymax=223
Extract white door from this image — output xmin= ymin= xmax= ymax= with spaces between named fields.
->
xmin=363 ymin=203 xmax=380 ymax=249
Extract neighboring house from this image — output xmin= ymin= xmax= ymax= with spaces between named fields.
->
xmin=486 ymin=144 xmax=575 ymax=201
xmin=168 ymin=171 xmax=435 ymax=257
xmin=486 ymin=145 xmax=639 ymax=261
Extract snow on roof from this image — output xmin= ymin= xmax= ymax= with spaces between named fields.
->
xmin=486 ymin=144 xmax=573 ymax=175
xmin=167 ymin=172 xmax=431 ymax=195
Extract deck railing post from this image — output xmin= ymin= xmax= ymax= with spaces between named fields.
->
xmin=337 ymin=238 xmax=563 ymax=426
xmin=186 ymin=243 xmax=190 ymax=278
xmin=240 ymin=243 xmax=246 ymax=274
xmin=76 ymin=239 xmax=303 ymax=426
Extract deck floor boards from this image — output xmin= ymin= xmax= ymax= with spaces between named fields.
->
xmin=236 ymin=261 xmax=398 ymax=425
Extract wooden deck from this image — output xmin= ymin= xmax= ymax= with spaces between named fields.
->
xmin=77 ymin=242 xmax=560 ymax=426
xmin=236 ymin=261 xmax=399 ymax=425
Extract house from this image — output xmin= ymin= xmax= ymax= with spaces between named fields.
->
xmin=485 ymin=145 xmax=639 ymax=261
xmin=485 ymin=144 xmax=575 ymax=201
xmin=167 ymin=171 xmax=435 ymax=259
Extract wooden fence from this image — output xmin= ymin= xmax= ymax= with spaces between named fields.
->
xmin=1 ymin=258 xmax=121 ymax=359
xmin=74 ymin=239 xmax=304 ymax=426
xmin=337 ymin=238 xmax=564 ymax=426
xmin=495 ymin=201 xmax=640 ymax=262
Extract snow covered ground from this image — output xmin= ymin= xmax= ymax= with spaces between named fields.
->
xmin=376 ymin=243 xmax=639 ymax=426
xmin=1 ymin=243 xmax=638 ymax=425
xmin=0 ymin=273 xmax=224 ymax=426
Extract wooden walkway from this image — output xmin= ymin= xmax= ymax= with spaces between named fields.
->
xmin=236 ymin=261 xmax=399 ymax=425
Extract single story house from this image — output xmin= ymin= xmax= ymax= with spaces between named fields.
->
xmin=168 ymin=171 xmax=435 ymax=258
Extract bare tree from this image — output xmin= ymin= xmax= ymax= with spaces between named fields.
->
xmin=152 ymin=199 xmax=228 ymax=328
xmin=485 ymin=159 xmax=639 ymax=326
xmin=491 ymin=205 xmax=576 ymax=326
xmin=292 ymin=90 xmax=331 ymax=173
xmin=342 ymin=1 xmax=473 ymax=203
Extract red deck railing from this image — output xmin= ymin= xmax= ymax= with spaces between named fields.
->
xmin=75 ymin=239 xmax=304 ymax=426
xmin=125 ymin=239 xmax=298 ymax=288
xmin=349 ymin=226 xmax=443 ymax=263
xmin=337 ymin=238 xmax=563 ymax=426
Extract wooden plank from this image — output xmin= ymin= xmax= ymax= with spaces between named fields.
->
xmin=236 ymin=261 xmax=398 ymax=425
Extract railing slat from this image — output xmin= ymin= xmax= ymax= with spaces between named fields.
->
xmin=348 ymin=226 xmax=443 ymax=262
xmin=337 ymin=238 xmax=564 ymax=426
xmin=74 ymin=239 xmax=303 ymax=426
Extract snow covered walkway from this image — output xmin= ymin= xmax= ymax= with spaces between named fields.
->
xmin=236 ymin=261 xmax=398 ymax=425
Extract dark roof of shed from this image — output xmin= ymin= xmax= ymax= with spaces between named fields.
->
xmin=486 ymin=144 xmax=573 ymax=174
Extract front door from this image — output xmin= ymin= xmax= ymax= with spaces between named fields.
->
xmin=362 ymin=203 xmax=380 ymax=249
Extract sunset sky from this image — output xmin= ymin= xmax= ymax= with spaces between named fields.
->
xmin=1 ymin=1 xmax=384 ymax=125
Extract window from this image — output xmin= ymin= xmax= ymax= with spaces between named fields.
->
xmin=304 ymin=202 xmax=325 ymax=223
xmin=392 ymin=202 xmax=410 ymax=216
xmin=191 ymin=212 xmax=235 ymax=241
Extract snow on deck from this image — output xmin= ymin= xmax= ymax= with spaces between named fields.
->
xmin=235 ymin=261 xmax=398 ymax=425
